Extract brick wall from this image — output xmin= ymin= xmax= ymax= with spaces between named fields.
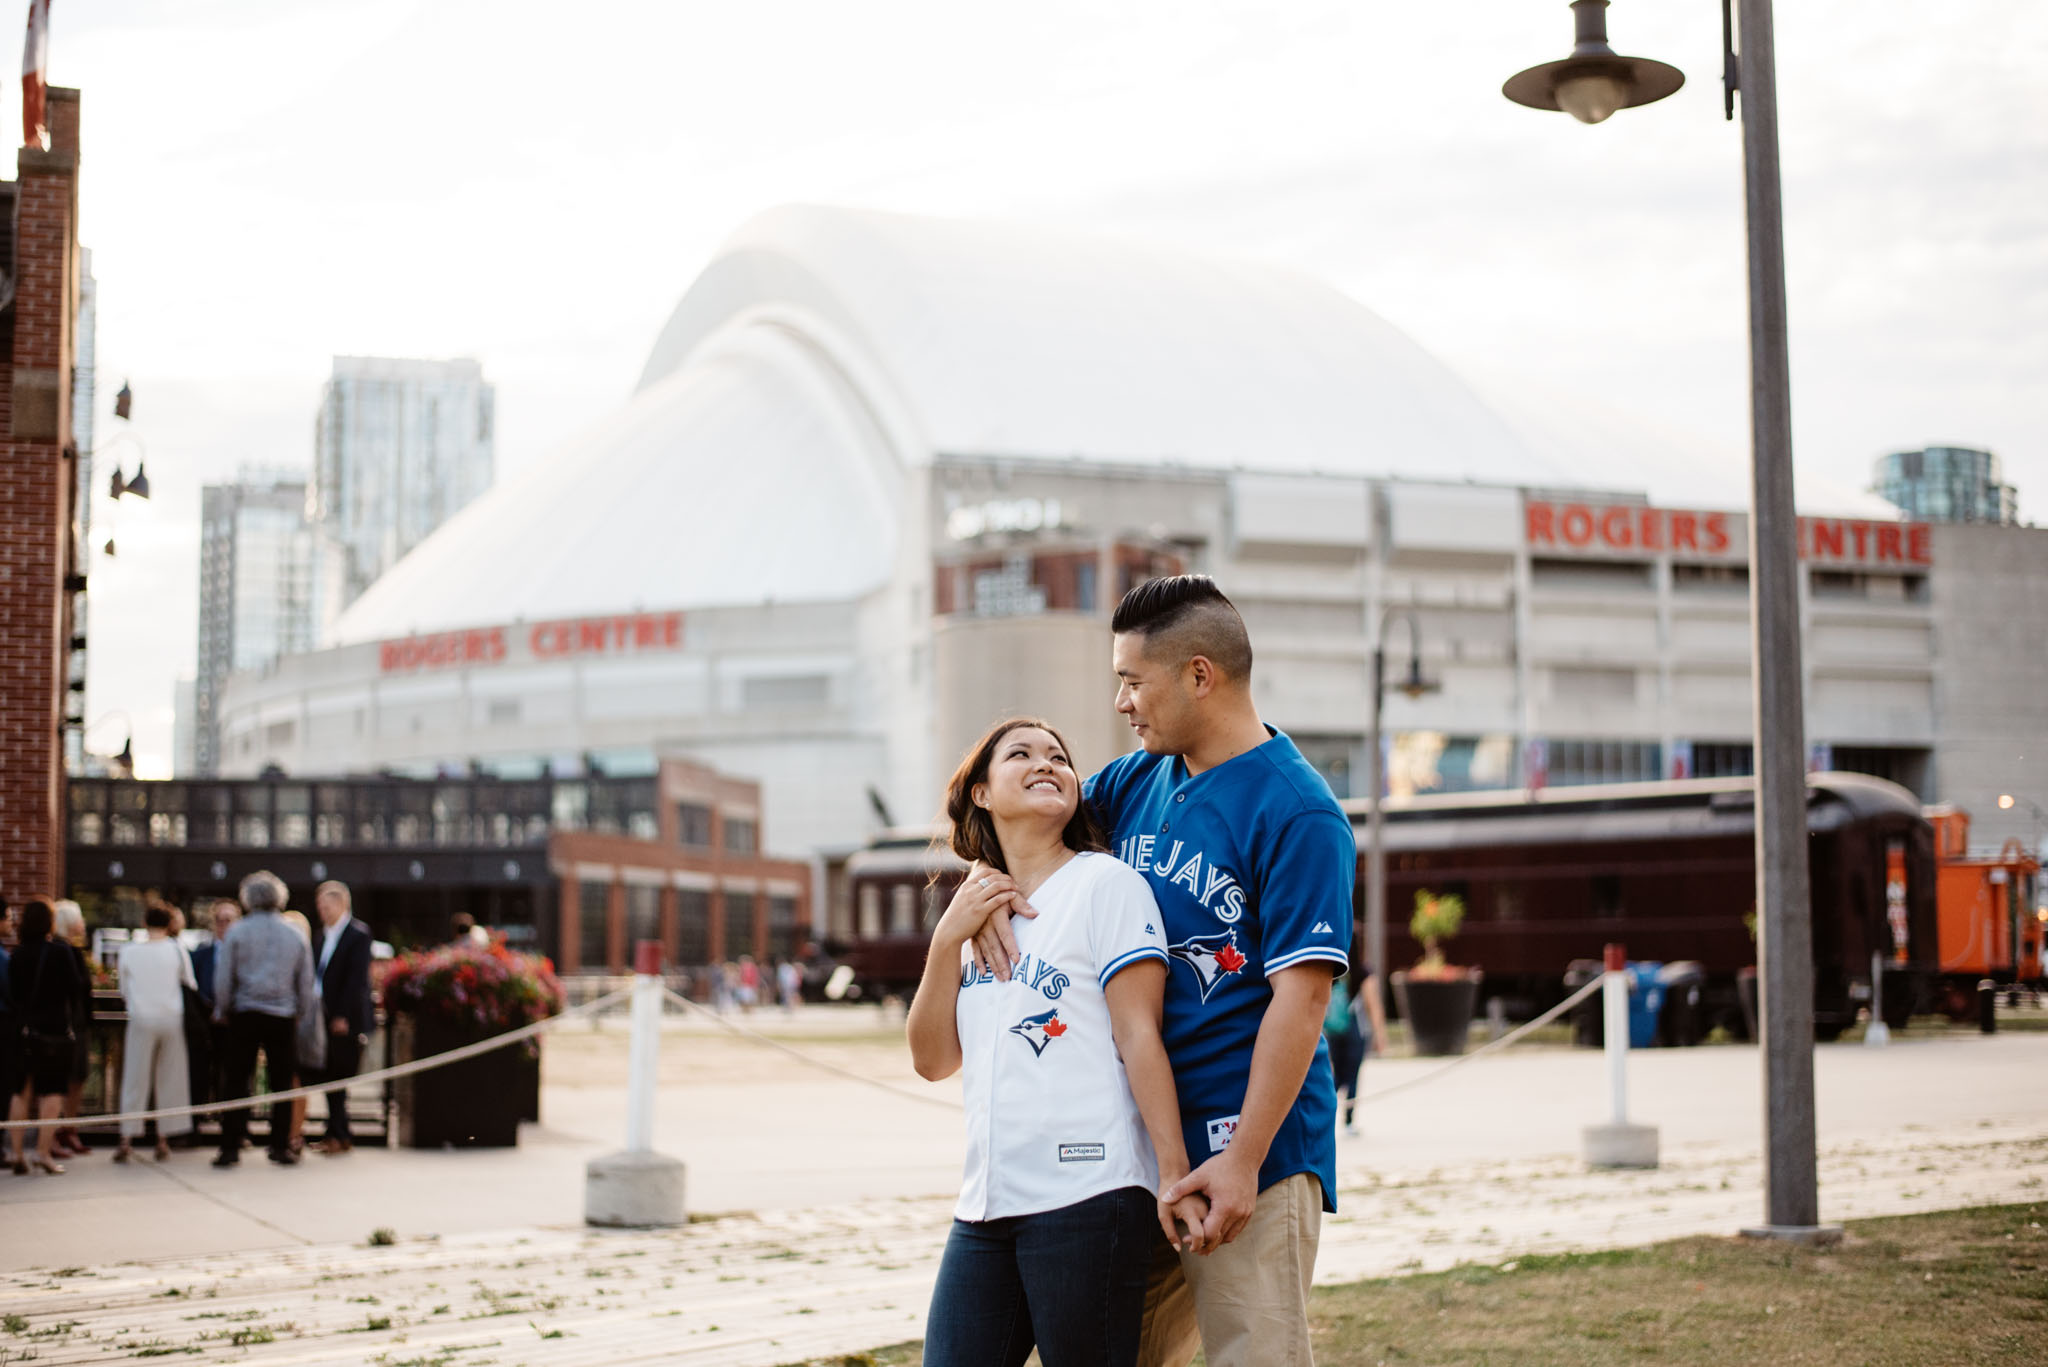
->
xmin=0 ymin=87 xmax=79 ymax=904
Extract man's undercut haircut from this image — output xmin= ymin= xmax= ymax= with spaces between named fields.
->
xmin=1111 ymin=574 xmax=1253 ymax=682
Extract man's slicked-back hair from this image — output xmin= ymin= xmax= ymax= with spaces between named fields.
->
xmin=1111 ymin=574 xmax=1253 ymax=682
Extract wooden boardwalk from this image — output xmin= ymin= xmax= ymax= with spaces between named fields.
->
xmin=4 ymin=1120 xmax=2040 ymax=1366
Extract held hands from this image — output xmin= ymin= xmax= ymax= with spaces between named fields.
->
xmin=959 ymin=860 xmax=1038 ymax=978
xmin=1158 ymin=1187 xmax=1212 ymax=1256
xmin=935 ymin=861 xmax=1035 ymax=957
xmin=1162 ymin=1149 xmax=1259 ymax=1249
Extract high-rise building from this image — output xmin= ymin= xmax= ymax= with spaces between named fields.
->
xmin=193 ymin=471 xmax=321 ymax=775
xmin=1872 ymin=445 xmax=2018 ymax=524
xmin=311 ymin=356 xmax=495 ymax=620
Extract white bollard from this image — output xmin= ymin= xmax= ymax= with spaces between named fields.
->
xmin=586 ymin=940 xmax=687 ymax=1227
xmin=1583 ymin=942 xmax=1659 ymax=1169
xmin=1863 ymin=951 xmax=1891 ymax=1047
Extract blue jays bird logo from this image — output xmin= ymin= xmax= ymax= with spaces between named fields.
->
xmin=1168 ymin=930 xmax=1249 ymax=1002
xmin=1009 ymin=1007 xmax=1069 ymax=1056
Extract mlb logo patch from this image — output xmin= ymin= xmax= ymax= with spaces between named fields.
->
xmin=1206 ymin=1114 xmax=1240 ymax=1153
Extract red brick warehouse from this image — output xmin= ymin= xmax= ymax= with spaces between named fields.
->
xmin=0 ymin=85 xmax=84 ymax=909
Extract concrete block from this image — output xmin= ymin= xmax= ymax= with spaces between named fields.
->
xmin=1582 ymin=1122 xmax=1659 ymax=1170
xmin=585 ymin=1150 xmax=686 ymax=1228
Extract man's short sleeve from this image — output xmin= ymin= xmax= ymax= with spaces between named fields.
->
xmin=1088 ymin=860 xmax=1169 ymax=989
xmin=1257 ymin=811 xmax=1356 ymax=978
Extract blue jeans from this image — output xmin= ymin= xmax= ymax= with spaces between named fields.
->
xmin=924 ymin=1185 xmax=1156 ymax=1367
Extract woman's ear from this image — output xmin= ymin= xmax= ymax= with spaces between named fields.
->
xmin=972 ymin=782 xmax=989 ymax=810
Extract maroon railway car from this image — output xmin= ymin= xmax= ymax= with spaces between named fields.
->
xmin=840 ymin=772 xmax=1938 ymax=1038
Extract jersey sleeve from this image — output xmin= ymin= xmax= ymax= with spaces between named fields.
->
xmin=1257 ymin=810 xmax=1356 ymax=978
xmin=1088 ymin=860 xmax=1169 ymax=989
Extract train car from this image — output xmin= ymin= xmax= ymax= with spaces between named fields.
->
xmin=839 ymin=772 xmax=1939 ymax=1037
xmin=1924 ymin=806 xmax=2043 ymax=1014
xmin=1355 ymin=771 xmax=1938 ymax=1039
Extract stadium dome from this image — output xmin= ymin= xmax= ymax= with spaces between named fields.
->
xmin=332 ymin=205 xmax=1554 ymax=645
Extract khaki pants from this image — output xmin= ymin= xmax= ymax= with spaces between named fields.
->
xmin=120 ymin=1016 xmax=191 ymax=1140
xmin=1137 ymin=1173 xmax=1323 ymax=1367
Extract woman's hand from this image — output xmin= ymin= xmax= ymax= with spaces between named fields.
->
xmin=1159 ymin=1189 xmax=1211 ymax=1255
xmin=934 ymin=863 xmax=1026 ymax=955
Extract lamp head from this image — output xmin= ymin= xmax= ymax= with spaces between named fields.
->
xmin=114 ymin=381 xmax=132 ymax=421
xmin=2000 ymin=794 xmax=2017 ymax=810
xmin=1503 ymin=0 xmax=1684 ymax=124
xmin=1397 ymin=656 xmax=1440 ymax=702
xmin=125 ymin=462 xmax=151 ymax=500
xmin=109 ymin=466 xmax=126 ymax=499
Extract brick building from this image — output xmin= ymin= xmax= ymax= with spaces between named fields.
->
xmin=0 ymin=86 xmax=84 ymax=907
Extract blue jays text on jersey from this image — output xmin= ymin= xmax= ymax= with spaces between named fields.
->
xmin=1113 ymin=833 xmax=1246 ymax=922
xmin=961 ymin=953 xmax=1071 ymax=1000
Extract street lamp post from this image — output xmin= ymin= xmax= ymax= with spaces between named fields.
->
xmin=1505 ymin=0 xmax=1838 ymax=1242
xmin=1363 ymin=608 xmax=1439 ymax=1006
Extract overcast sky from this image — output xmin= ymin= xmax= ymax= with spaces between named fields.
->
xmin=48 ymin=0 xmax=2048 ymax=776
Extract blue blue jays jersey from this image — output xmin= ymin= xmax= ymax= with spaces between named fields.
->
xmin=1084 ymin=729 xmax=1354 ymax=1212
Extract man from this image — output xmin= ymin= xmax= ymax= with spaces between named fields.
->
xmin=212 ymin=872 xmax=317 ymax=1167
xmin=189 ymin=901 xmax=237 ymax=1112
xmin=976 ymin=574 xmax=1354 ymax=1367
xmin=311 ymin=881 xmax=373 ymax=1155
xmin=0 ymin=899 xmax=16 ymax=1127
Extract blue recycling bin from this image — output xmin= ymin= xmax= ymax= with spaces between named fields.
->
xmin=1625 ymin=961 xmax=1665 ymax=1048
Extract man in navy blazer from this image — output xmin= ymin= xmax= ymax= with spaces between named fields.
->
xmin=311 ymin=882 xmax=375 ymax=1155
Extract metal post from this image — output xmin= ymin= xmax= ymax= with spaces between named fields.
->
xmin=1734 ymin=0 xmax=1835 ymax=1244
xmin=1604 ymin=944 xmax=1629 ymax=1125
xmin=624 ymin=941 xmax=663 ymax=1153
xmin=585 ymin=938 xmax=685 ymax=1227
xmin=1365 ymin=641 xmax=1387 ymax=992
xmin=1864 ymin=951 xmax=1890 ymax=1047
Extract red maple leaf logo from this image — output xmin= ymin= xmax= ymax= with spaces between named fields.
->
xmin=1042 ymin=1015 xmax=1067 ymax=1038
xmin=1215 ymin=943 xmax=1247 ymax=974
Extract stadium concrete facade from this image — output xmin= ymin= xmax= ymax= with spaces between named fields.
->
xmin=213 ymin=207 xmax=2048 ymax=906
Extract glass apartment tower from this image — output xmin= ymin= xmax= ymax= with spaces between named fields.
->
xmin=311 ymin=356 xmax=495 ymax=619
xmin=1872 ymin=446 xmax=2018 ymax=524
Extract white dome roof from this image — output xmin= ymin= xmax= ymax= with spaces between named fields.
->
xmin=333 ymin=205 xmax=1550 ymax=645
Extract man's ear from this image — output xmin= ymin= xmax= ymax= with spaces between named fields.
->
xmin=1186 ymin=653 xmax=1217 ymax=699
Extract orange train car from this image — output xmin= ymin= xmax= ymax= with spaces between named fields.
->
xmin=1925 ymin=806 xmax=2044 ymax=1017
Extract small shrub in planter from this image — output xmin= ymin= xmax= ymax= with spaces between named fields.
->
xmin=1392 ymin=890 xmax=1482 ymax=1057
xmin=383 ymin=943 xmax=564 ymax=1148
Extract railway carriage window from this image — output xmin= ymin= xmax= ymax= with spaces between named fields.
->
xmin=70 ymin=783 xmax=105 ymax=845
xmin=1545 ymin=740 xmax=1661 ymax=787
xmin=890 ymin=884 xmax=916 ymax=935
xmin=1591 ymin=874 xmax=1623 ymax=920
xmin=858 ymin=884 xmax=882 ymax=940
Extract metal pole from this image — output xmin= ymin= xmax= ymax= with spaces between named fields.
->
xmin=1603 ymin=944 xmax=1629 ymax=1125
xmin=1366 ymin=642 xmax=1387 ymax=995
xmin=1735 ymin=0 xmax=1828 ymax=1240
xmin=624 ymin=940 xmax=663 ymax=1153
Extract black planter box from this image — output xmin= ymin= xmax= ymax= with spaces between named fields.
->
xmin=1392 ymin=970 xmax=1483 ymax=1057
xmin=394 ymin=1012 xmax=537 ymax=1148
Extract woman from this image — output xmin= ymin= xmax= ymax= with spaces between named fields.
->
xmin=52 ymin=900 xmax=93 ymax=1158
xmin=1324 ymin=928 xmax=1388 ymax=1138
xmin=907 ymin=718 xmax=1207 ymax=1367
xmin=7 ymin=900 xmax=81 ymax=1174
xmin=114 ymin=904 xmax=197 ymax=1162
xmin=279 ymin=909 xmax=326 ymax=1157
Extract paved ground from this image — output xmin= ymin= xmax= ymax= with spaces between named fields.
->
xmin=2 ymin=1008 xmax=2044 ymax=1365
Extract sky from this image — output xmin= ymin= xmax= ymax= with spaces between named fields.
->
xmin=42 ymin=0 xmax=2048 ymax=777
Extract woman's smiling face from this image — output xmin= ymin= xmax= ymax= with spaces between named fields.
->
xmin=975 ymin=725 xmax=1079 ymax=827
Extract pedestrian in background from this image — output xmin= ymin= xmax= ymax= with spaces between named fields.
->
xmin=279 ymin=909 xmax=325 ymax=1157
xmin=114 ymin=904 xmax=196 ymax=1163
xmin=190 ymin=901 xmax=237 ymax=1118
xmin=51 ymin=900 xmax=92 ymax=1159
xmin=1323 ymin=929 xmax=1386 ymax=1139
xmin=7 ymin=900 xmax=80 ymax=1175
xmin=0 ymin=899 xmax=19 ymax=1165
xmin=311 ymin=881 xmax=373 ymax=1156
xmin=212 ymin=872 xmax=317 ymax=1168
xmin=777 ymin=957 xmax=801 ymax=1014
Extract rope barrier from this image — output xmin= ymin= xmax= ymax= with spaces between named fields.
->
xmin=0 ymin=986 xmax=634 ymax=1133
xmin=660 ymin=988 xmax=965 ymax=1110
xmin=1357 ymin=972 xmax=1607 ymax=1103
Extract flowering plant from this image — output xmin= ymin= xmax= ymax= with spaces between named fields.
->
xmin=1407 ymin=889 xmax=1469 ymax=980
xmin=381 ymin=942 xmax=565 ymax=1034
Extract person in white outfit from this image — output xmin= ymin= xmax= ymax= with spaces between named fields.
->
xmin=114 ymin=904 xmax=196 ymax=1162
xmin=907 ymin=717 xmax=1208 ymax=1367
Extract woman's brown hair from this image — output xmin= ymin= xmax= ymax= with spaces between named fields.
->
xmin=939 ymin=717 xmax=1109 ymax=876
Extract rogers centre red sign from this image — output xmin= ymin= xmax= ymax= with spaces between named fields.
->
xmin=1525 ymin=501 xmax=1931 ymax=566
xmin=379 ymin=611 xmax=685 ymax=674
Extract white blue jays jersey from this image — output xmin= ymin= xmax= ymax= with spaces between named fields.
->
xmin=1084 ymin=729 xmax=1354 ymax=1213
xmin=953 ymin=851 xmax=1169 ymax=1221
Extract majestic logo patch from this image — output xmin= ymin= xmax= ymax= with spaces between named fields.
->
xmin=1312 ymin=921 xmax=1334 ymax=934
xmin=1009 ymin=1008 xmax=1069 ymax=1056
xmin=1168 ymin=930 xmax=1249 ymax=1002
xmin=1058 ymin=1143 xmax=1106 ymax=1163
xmin=1206 ymin=1115 xmax=1241 ymax=1153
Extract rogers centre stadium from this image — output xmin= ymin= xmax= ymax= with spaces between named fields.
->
xmin=214 ymin=204 xmax=2048 ymax=892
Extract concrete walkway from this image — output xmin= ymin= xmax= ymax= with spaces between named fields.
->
xmin=2 ymin=1015 xmax=2043 ymax=1365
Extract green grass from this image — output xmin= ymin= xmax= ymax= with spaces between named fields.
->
xmin=829 ymin=1204 xmax=2046 ymax=1367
